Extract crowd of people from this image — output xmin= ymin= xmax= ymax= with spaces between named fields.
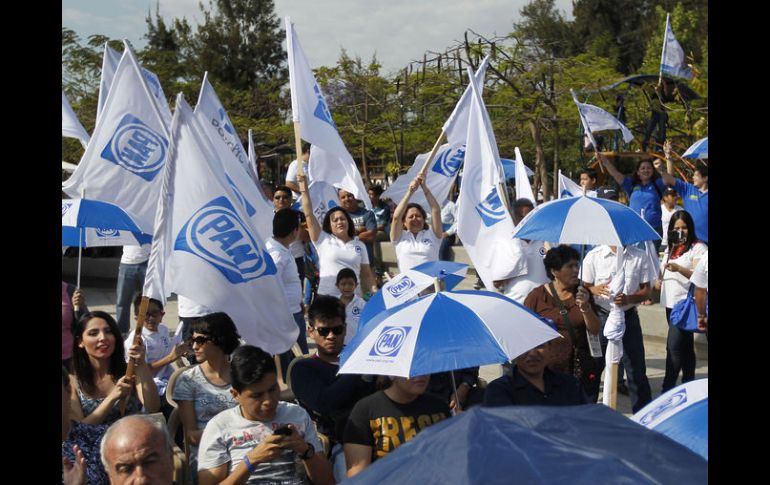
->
xmin=62 ymin=143 xmax=707 ymax=484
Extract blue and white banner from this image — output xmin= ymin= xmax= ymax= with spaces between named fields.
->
xmin=457 ymin=66 xmax=523 ymax=288
xmin=442 ymin=55 xmax=490 ymax=145
xmin=62 ymin=91 xmax=90 ymax=148
xmin=97 ymin=44 xmax=172 ymax=127
xmin=514 ymin=147 xmax=536 ymax=207
xmin=381 ymin=143 xmax=465 ymax=208
xmin=660 ymin=14 xmax=692 ymax=80
xmin=292 ymin=179 xmax=340 ymax=224
xmin=570 ymin=89 xmax=634 ymax=150
xmin=286 ymin=18 xmax=371 ymax=208
xmin=62 ymin=42 xmax=170 ymax=234
xmin=557 ymin=170 xmax=594 ymax=198
xmin=146 ymin=94 xmax=298 ymax=354
xmin=193 ymin=75 xmax=273 ymax=240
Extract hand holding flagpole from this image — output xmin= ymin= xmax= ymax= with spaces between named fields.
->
xmin=119 ymin=296 xmax=149 ymax=415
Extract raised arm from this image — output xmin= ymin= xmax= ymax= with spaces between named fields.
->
xmin=390 ymin=174 xmax=423 ymax=241
xmin=597 ymin=153 xmax=625 ymax=186
xmin=297 ymin=173 xmax=321 ymax=242
xmin=655 ymin=140 xmax=677 ymax=186
xmin=421 ymin=180 xmax=443 ymax=239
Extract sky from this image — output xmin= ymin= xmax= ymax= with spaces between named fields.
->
xmin=62 ymin=0 xmax=573 ymax=76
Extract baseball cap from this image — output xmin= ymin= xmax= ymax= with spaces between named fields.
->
xmin=596 ymin=186 xmax=619 ymax=200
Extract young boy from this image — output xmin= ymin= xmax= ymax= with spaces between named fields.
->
xmin=335 ymin=268 xmax=366 ymax=344
xmin=124 ymin=296 xmax=189 ymax=402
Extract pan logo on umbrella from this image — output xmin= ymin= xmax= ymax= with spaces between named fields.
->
xmin=638 ymin=388 xmax=688 ymax=426
xmin=95 ymin=228 xmax=120 ymax=238
xmin=176 ymin=196 xmax=276 ymax=284
xmin=313 ymin=83 xmax=337 ymax=129
xmin=62 ymin=201 xmax=73 ymax=216
xmin=475 ymin=188 xmax=507 ymax=227
xmin=431 ymin=144 xmax=465 ymax=177
xmin=369 ymin=326 xmax=411 ymax=357
xmin=387 ymin=276 xmax=415 ymax=298
xmin=101 ymin=113 xmax=168 ymax=182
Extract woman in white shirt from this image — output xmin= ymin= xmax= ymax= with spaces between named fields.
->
xmin=297 ymin=173 xmax=377 ymax=298
xmin=655 ymin=210 xmax=707 ymax=392
xmin=390 ymin=173 xmax=444 ymax=273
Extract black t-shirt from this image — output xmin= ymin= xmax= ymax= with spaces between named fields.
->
xmin=344 ymin=390 xmax=450 ymax=461
xmin=482 ymin=366 xmax=589 ymax=408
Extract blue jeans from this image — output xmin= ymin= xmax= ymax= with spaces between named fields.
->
xmin=115 ymin=261 xmax=148 ymax=335
xmin=439 ymin=234 xmax=456 ymax=261
xmin=595 ymin=307 xmax=652 ymax=413
xmin=662 ymin=307 xmax=696 ymax=392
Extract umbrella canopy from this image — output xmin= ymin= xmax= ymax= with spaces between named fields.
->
xmin=359 ymin=261 xmax=469 ymax=330
xmin=632 ymin=378 xmax=708 ymax=460
xmin=681 ymin=137 xmax=708 ymax=159
xmin=62 ymin=199 xmax=151 ymax=247
xmin=513 ymin=195 xmax=660 ymax=246
xmin=500 ymin=158 xmax=535 ymax=179
xmin=339 ymin=289 xmax=561 ymax=378
xmin=347 ymin=405 xmax=708 ymax=484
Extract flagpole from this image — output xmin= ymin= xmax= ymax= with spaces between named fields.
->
xmin=119 ymin=296 xmax=149 ymax=415
xmin=659 ymin=14 xmax=669 ymax=86
xmin=417 ymin=131 xmax=447 ymax=177
xmin=75 ymin=188 xmax=85 ymax=312
xmin=293 ymin=121 xmax=305 ymax=178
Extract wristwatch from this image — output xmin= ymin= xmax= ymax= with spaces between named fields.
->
xmin=299 ymin=442 xmax=315 ymax=460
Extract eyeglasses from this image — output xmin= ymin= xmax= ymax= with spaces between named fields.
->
xmin=188 ymin=336 xmax=212 ymax=346
xmin=314 ymin=326 xmax=345 ymax=337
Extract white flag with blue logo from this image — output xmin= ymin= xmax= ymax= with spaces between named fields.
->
xmin=660 ymin=14 xmax=692 ymax=80
xmin=286 ymin=18 xmax=371 ymax=209
xmin=292 ymin=180 xmax=340 ymax=225
xmin=457 ymin=67 xmax=523 ymax=289
xmin=62 ymin=44 xmax=170 ymax=234
xmin=558 ymin=170 xmax=585 ymax=198
xmin=97 ymin=44 xmax=172 ymax=127
xmin=571 ymin=89 xmax=634 ymax=150
xmin=442 ymin=55 xmax=490 ymax=145
xmin=155 ymin=95 xmax=298 ymax=354
xmin=62 ymin=91 xmax=90 ymax=148
xmin=193 ymin=75 xmax=273 ymax=241
xmin=514 ymin=147 xmax=536 ymax=207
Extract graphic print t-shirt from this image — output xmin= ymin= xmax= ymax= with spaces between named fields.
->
xmin=343 ymin=390 xmax=450 ymax=461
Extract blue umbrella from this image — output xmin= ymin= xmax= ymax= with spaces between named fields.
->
xmin=358 ymin=261 xmax=469 ymax=332
xmin=339 ymin=289 xmax=561 ymax=378
xmin=500 ymin=158 xmax=534 ymax=179
xmin=513 ymin=195 xmax=661 ymax=246
xmin=347 ymin=405 xmax=708 ymax=484
xmin=632 ymin=378 xmax=708 ymax=460
xmin=681 ymin=137 xmax=708 ymax=159
xmin=62 ymin=227 xmax=152 ymax=248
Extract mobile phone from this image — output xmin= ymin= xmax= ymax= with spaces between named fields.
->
xmin=273 ymin=425 xmax=292 ymax=436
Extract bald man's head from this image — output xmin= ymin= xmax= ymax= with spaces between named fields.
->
xmin=100 ymin=415 xmax=173 ymax=484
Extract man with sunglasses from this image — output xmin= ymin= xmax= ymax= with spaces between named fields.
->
xmin=289 ymin=295 xmax=377 ymax=482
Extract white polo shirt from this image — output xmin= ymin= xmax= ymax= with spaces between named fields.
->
xmin=313 ymin=231 xmax=369 ymax=297
xmin=344 ymin=295 xmax=366 ymax=344
xmin=581 ymin=245 xmax=651 ymax=312
xmin=502 ymin=239 xmax=548 ymax=304
xmin=660 ymin=242 xmax=707 ymax=309
xmin=266 ymin=238 xmax=302 ymax=314
xmin=285 ymin=159 xmax=313 ymax=198
xmin=689 ymin=251 xmax=708 ymax=292
xmin=394 ymin=229 xmax=441 ymax=273
xmin=120 ymin=244 xmax=151 ymax=264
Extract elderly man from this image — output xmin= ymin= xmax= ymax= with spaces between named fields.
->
xmin=100 ymin=415 xmax=174 ymax=484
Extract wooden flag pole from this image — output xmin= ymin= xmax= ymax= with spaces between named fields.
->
xmin=417 ymin=131 xmax=447 ymax=178
xmin=119 ymin=295 xmax=149 ymax=415
xmin=75 ymin=188 xmax=85 ymax=312
xmin=293 ymin=121 xmax=305 ymax=178
xmin=607 ymin=361 xmax=619 ymax=410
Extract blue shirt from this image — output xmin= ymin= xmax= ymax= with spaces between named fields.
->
xmin=622 ymin=176 xmax=666 ymax=230
xmin=674 ymin=179 xmax=708 ymax=243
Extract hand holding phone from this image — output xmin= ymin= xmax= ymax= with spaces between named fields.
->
xmin=273 ymin=425 xmax=292 ymax=436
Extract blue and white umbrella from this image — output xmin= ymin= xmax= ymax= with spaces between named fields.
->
xmin=681 ymin=137 xmax=708 ymax=159
xmin=339 ymin=290 xmax=561 ymax=378
xmin=513 ymin=195 xmax=661 ymax=246
xmin=501 ymin=158 xmax=535 ymax=179
xmin=632 ymin=378 xmax=708 ymax=460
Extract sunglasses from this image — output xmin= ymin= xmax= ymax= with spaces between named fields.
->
xmin=314 ymin=326 xmax=345 ymax=337
xmin=187 ymin=336 xmax=212 ymax=346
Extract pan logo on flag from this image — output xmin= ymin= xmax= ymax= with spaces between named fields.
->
xmin=370 ymin=326 xmax=411 ymax=357
xmin=313 ymin=84 xmax=337 ymax=129
xmin=431 ymin=145 xmax=465 ymax=177
xmin=475 ymin=188 xmax=507 ymax=227
xmin=62 ymin=201 xmax=73 ymax=216
xmin=638 ymin=388 xmax=688 ymax=426
xmin=387 ymin=276 xmax=415 ymax=298
xmin=176 ymin=196 xmax=276 ymax=284
xmin=101 ymin=114 xmax=168 ymax=181
xmin=95 ymin=228 xmax=120 ymax=238
xmin=225 ymin=175 xmax=256 ymax=217
xmin=142 ymin=70 xmax=163 ymax=99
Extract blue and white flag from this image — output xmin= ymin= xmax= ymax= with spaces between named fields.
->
xmin=514 ymin=147 xmax=536 ymax=207
xmin=193 ymin=75 xmax=273 ymax=240
xmin=557 ymin=170 xmax=593 ymax=198
xmin=62 ymin=42 xmax=170 ymax=234
xmin=97 ymin=44 xmax=172 ymax=127
xmin=570 ymin=89 xmax=634 ymax=151
xmin=286 ymin=18 xmax=371 ymax=208
xmin=442 ymin=55 xmax=490 ymax=145
xmin=456 ymin=67 xmax=524 ymax=289
xmin=292 ymin=180 xmax=340 ymax=224
xmin=247 ymin=129 xmax=270 ymax=203
xmin=147 ymin=94 xmax=298 ymax=354
xmin=660 ymin=14 xmax=692 ymax=80
xmin=62 ymin=91 xmax=90 ymax=148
